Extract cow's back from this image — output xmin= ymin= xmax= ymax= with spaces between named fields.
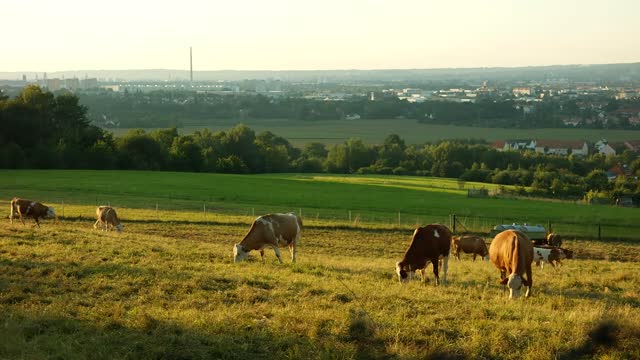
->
xmin=262 ymin=213 xmax=301 ymax=243
xmin=490 ymin=230 xmax=532 ymax=275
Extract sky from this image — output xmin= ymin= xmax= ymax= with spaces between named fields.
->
xmin=2 ymin=0 xmax=639 ymax=72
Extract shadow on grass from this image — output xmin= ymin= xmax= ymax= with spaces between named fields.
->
xmin=0 ymin=310 xmax=362 ymax=360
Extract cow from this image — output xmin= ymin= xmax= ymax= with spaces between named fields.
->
xmin=451 ymin=235 xmax=489 ymax=261
xmin=546 ymin=233 xmax=563 ymax=247
xmin=395 ymin=224 xmax=451 ymax=285
xmin=489 ymin=230 xmax=533 ymax=299
xmin=94 ymin=206 xmax=123 ymax=233
xmin=233 ymin=212 xmax=302 ymax=264
xmin=10 ymin=198 xmax=57 ymax=227
xmin=533 ymin=246 xmax=573 ymax=270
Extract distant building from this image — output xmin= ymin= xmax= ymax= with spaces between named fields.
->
xmin=534 ymin=140 xmax=588 ymax=156
xmin=512 ymin=87 xmax=532 ymax=96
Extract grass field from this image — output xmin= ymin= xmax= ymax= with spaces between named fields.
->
xmin=106 ymin=118 xmax=640 ymax=146
xmin=1 ymin=205 xmax=639 ymax=359
xmin=2 ymin=170 xmax=639 ymax=240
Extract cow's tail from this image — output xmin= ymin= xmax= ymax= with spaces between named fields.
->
xmin=510 ymin=234 xmax=520 ymax=277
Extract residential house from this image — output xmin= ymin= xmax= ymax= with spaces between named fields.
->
xmin=595 ymin=139 xmax=617 ymax=156
xmin=534 ymin=140 xmax=589 ymax=156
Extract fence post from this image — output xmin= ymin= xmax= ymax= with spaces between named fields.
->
xmin=156 ymin=203 xmax=159 ymax=220
xmin=349 ymin=210 xmax=351 ymax=222
xmin=598 ymin=224 xmax=601 ymax=240
xmin=61 ymin=200 xmax=64 ymax=218
xmin=252 ymin=208 xmax=254 ymax=217
xmin=398 ymin=212 xmax=401 ymax=226
xmin=452 ymin=214 xmax=456 ymax=234
xmin=547 ymin=220 xmax=551 ymax=233
xmin=203 ymin=203 xmax=206 ymax=221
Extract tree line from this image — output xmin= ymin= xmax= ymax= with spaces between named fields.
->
xmin=2 ymin=86 xmax=639 ymax=203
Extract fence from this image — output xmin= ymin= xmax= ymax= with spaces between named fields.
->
xmin=9 ymin=196 xmax=640 ymax=242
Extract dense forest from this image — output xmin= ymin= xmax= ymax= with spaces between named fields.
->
xmin=2 ymin=86 xmax=639 ymax=203
xmin=78 ymin=90 xmax=640 ymax=129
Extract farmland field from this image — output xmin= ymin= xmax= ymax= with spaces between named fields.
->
xmin=1 ymin=201 xmax=639 ymax=358
xmin=105 ymin=118 xmax=640 ymax=146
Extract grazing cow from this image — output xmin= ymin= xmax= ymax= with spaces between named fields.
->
xmin=533 ymin=246 xmax=573 ymax=270
xmin=489 ymin=230 xmax=533 ymax=299
xmin=233 ymin=213 xmax=302 ymax=263
xmin=546 ymin=233 xmax=563 ymax=247
xmin=451 ymin=235 xmax=489 ymax=261
xmin=94 ymin=206 xmax=123 ymax=233
xmin=395 ymin=224 xmax=451 ymax=285
xmin=10 ymin=198 xmax=57 ymax=227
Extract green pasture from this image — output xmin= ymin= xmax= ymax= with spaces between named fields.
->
xmin=1 ymin=208 xmax=639 ymax=359
xmin=1 ymin=170 xmax=639 ymax=240
xmin=107 ymin=119 xmax=640 ymax=145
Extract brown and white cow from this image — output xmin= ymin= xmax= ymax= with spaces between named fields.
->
xmin=489 ymin=230 xmax=533 ymax=299
xmin=451 ymin=235 xmax=489 ymax=261
xmin=233 ymin=212 xmax=302 ymax=263
xmin=10 ymin=198 xmax=57 ymax=227
xmin=395 ymin=224 xmax=451 ymax=285
xmin=94 ymin=206 xmax=123 ymax=233
xmin=533 ymin=246 xmax=573 ymax=270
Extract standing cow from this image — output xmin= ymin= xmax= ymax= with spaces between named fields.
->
xmin=545 ymin=233 xmax=563 ymax=247
xmin=451 ymin=235 xmax=489 ymax=261
xmin=233 ymin=212 xmax=302 ymax=263
xmin=395 ymin=224 xmax=451 ymax=285
xmin=489 ymin=230 xmax=533 ymax=299
xmin=10 ymin=198 xmax=57 ymax=227
xmin=94 ymin=206 xmax=123 ymax=232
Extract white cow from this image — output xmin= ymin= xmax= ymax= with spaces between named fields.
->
xmin=233 ymin=213 xmax=302 ymax=263
xmin=94 ymin=206 xmax=123 ymax=233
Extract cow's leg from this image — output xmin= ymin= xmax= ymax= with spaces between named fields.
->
xmin=273 ymin=246 xmax=283 ymax=264
xmin=419 ymin=268 xmax=427 ymax=283
xmin=288 ymin=242 xmax=296 ymax=263
xmin=431 ymin=258 xmax=440 ymax=286
xmin=93 ymin=219 xmax=101 ymax=230
xmin=34 ymin=217 xmax=40 ymax=228
xmin=260 ymin=249 xmax=265 ymax=263
xmin=441 ymin=255 xmax=449 ymax=285
xmin=473 ymin=253 xmax=477 ymax=261
xmin=525 ymin=267 xmax=533 ymax=298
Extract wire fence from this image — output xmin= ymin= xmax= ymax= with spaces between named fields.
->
xmin=7 ymin=197 xmax=640 ymax=242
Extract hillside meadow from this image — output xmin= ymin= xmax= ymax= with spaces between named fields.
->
xmin=106 ymin=119 xmax=640 ymax=146
xmin=1 ymin=207 xmax=639 ymax=359
xmin=1 ymin=170 xmax=639 ymax=358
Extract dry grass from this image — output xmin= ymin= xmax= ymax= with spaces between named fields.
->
xmin=1 ymin=212 xmax=639 ymax=359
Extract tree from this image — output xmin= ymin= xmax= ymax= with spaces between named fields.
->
xmin=585 ymin=169 xmax=610 ymax=192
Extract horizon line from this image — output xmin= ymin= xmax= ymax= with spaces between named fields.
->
xmin=2 ymin=61 xmax=640 ymax=74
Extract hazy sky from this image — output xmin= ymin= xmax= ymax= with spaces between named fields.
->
xmin=3 ymin=0 xmax=639 ymax=71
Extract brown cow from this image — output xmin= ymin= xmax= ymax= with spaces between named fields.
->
xmin=451 ymin=235 xmax=489 ymax=261
xmin=10 ymin=198 xmax=57 ymax=227
xmin=233 ymin=212 xmax=302 ymax=263
xmin=545 ymin=233 xmax=563 ymax=247
xmin=94 ymin=206 xmax=123 ymax=232
xmin=395 ymin=224 xmax=451 ymax=285
xmin=489 ymin=230 xmax=533 ymax=299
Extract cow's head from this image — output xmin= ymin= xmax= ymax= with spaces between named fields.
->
xmin=46 ymin=207 xmax=58 ymax=223
xmin=116 ymin=223 xmax=124 ymax=233
xmin=395 ymin=261 xmax=413 ymax=283
xmin=233 ymin=244 xmax=249 ymax=263
xmin=501 ymin=273 xmax=524 ymax=299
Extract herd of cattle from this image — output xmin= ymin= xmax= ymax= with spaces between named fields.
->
xmin=9 ymin=198 xmax=574 ymax=299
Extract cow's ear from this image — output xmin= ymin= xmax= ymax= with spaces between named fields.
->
xmin=499 ymin=278 xmax=508 ymax=285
